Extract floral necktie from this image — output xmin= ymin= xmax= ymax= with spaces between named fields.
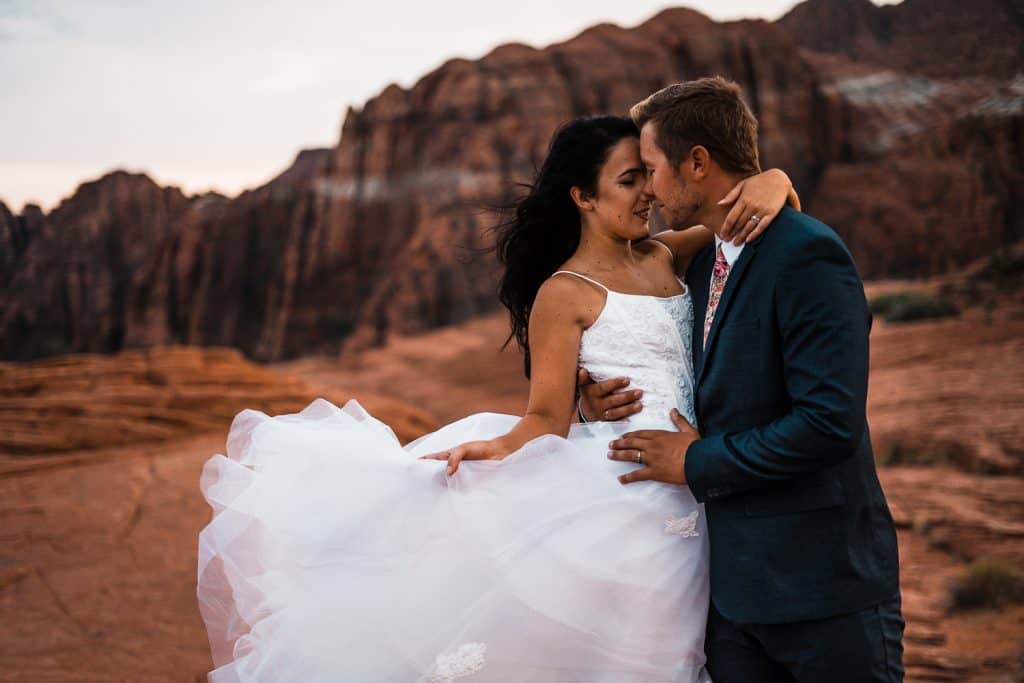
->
xmin=703 ymin=244 xmax=731 ymax=349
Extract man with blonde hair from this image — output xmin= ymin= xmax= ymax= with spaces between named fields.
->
xmin=591 ymin=77 xmax=904 ymax=681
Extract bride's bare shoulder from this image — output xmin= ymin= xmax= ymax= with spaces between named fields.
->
xmin=536 ymin=271 xmax=604 ymax=327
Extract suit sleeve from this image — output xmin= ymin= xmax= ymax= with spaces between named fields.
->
xmin=685 ymin=234 xmax=870 ymax=502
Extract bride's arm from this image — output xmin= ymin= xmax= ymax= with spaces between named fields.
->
xmin=719 ymin=168 xmax=799 ymax=244
xmin=652 ymin=225 xmax=714 ymax=275
xmin=652 ymin=168 xmax=798 ymax=272
xmin=422 ymin=276 xmax=587 ymax=475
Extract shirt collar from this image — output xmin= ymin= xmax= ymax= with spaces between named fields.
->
xmin=714 ymin=236 xmax=745 ymax=267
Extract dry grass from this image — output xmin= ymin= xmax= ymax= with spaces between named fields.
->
xmin=949 ymin=557 xmax=1024 ymax=612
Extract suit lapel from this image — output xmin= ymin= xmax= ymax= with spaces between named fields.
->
xmin=695 ymin=241 xmax=760 ymax=387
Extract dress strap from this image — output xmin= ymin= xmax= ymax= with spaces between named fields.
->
xmin=551 ymin=270 xmax=610 ymax=293
xmin=650 ymin=239 xmax=674 ymax=259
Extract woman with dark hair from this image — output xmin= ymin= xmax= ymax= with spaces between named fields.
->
xmin=197 ymin=115 xmax=796 ymax=681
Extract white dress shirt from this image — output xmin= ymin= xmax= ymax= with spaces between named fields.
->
xmin=715 ymin=235 xmax=745 ymax=268
xmin=709 ymin=236 xmax=745 ymax=294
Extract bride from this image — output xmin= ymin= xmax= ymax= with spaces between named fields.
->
xmin=197 ymin=115 xmax=796 ymax=682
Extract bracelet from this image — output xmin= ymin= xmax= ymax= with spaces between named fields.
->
xmin=577 ymin=397 xmax=589 ymax=424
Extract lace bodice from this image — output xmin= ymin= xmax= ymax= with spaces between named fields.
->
xmin=554 ymin=270 xmax=697 ymax=430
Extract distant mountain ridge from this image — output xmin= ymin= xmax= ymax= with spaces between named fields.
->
xmin=2 ymin=0 xmax=1021 ymax=361
xmin=779 ymin=0 xmax=1024 ymax=78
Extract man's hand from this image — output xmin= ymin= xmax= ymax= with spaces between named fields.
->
xmin=607 ymin=409 xmax=700 ymax=485
xmin=577 ymin=368 xmax=643 ymax=422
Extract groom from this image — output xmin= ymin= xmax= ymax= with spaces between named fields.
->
xmin=584 ymin=77 xmax=903 ymax=681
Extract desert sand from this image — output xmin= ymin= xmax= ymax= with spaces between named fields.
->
xmin=1 ymin=290 xmax=1022 ymax=681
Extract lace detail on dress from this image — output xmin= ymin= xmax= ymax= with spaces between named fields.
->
xmin=578 ymin=283 xmax=696 ymax=429
xmin=431 ymin=642 xmax=488 ymax=681
xmin=665 ymin=511 xmax=700 ymax=537
xmin=657 ymin=295 xmax=697 ymax=426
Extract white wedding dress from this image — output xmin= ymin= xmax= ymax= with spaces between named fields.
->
xmin=197 ymin=270 xmax=711 ymax=682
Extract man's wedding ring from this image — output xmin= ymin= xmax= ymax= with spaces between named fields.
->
xmin=636 ymin=450 xmax=643 ymax=464
xmin=750 ymin=214 xmax=761 ymax=224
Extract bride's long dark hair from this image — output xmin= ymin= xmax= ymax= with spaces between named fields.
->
xmin=494 ymin=115 xmax=639 ymax=378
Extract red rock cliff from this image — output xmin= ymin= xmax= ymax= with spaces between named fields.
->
xmin=1 ymin=1 xmax=1021 ymax=361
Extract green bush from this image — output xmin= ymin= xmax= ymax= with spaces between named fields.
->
xmin=876 ymin=442 xmax=942 ymax=467
xmin=970 ymin=249 xmax=1024 ymax=291
xmin=869 ymin=291 xmax=959 ymax=323
xmin=949 ymin=557 xmax=1024 ymax=611
xmin=876 ymin=444 xmax=946 ymax=471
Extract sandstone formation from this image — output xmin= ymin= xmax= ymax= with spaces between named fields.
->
xmin=1 ymin=267 xmax=1022 ymax=680
xmin=286 ymin=282 xmax=1024 ymax=681
xmin=2 ymin=0 xmax=1022 ymax=363
xmin=775 ymin=0 xmax=1024 ymax=276
xmin=779 ymin=0 xmax=1024 ymax=79
xmin=868 ymin=310 xmax=1024 ymax=476
xmin=276 ymin=312 xmax=530 ymax=424
xmin=0 ymin=345 xmax=437 ymax=469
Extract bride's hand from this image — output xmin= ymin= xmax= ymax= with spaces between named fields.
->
xmin=718 ymin=168 xmax=799 ymax=246
xmin=422 ymin=439 xmax=508 ymax=476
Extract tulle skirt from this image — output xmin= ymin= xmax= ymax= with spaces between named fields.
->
xmin=197 ymin=399 xmax=711 ymax=682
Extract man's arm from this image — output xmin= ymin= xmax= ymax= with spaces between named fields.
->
xmin=684 ymin=233 xmax=870 ymax=502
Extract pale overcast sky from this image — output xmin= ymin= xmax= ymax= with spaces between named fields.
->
xmin=0 ymin=0 xmax=896 ymax=212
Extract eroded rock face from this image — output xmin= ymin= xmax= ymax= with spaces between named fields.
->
xmin=2 ymin=1 xmax=1021 ymax=360
xmin=0 ymin=344 xmax=437 ymax=463
xmin=1 ymin=173 xmax=197 ymax=360
xmin=0 ymin=267 xmax=1021 ymax=682
xmin=779 ymin=0 xmax=1024 ymax=80
xmin=780 ymin=0 xmax=1024 ymax=278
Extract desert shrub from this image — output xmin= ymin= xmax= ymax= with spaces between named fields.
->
xmin=875 ymin=439 xmax=989 ymax=473
xmin=970 ymin=248 xmax=1024 ymax=291
xmin=949 ymin=557 xmax=1024 ymax=611
xmin=870 ymin=291 xmax=959 ymax=323
xmin=876 ymin=442 xmax=944 ymax=467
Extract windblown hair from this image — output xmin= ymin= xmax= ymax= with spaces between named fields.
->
xmin=630 ymin=76 xmax=761 ymax=175
xmin=494 ymin=115 xmax=639 ymax=378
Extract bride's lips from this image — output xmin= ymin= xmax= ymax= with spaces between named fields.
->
xmin=634 ymin=207 xmax=650 ymax=221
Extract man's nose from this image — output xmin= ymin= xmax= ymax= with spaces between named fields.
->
xmin=641 ymin=181 xmax=655 ymax=202
xmin=640 ymin=173 xmax=654 ymax=199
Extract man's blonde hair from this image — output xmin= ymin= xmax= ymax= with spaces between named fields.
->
xmin=630 ymin=76 xmax=761 ymax=175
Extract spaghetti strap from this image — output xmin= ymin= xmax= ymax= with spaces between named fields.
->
xmin=551 ymin=270 xmax=610 ymax=293
xmin=650 ymin=239 xmax=674 ymax=259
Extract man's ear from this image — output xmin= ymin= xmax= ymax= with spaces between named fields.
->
xmin=570 ymin=186 xmax=595 ymax=211
xmin=689 ymin=146 xmax=712 ymax=180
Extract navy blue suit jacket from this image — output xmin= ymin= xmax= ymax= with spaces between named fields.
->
xmin=684 ymin=207 xmax=899 ymax=624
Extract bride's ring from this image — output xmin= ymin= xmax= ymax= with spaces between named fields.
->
xmin=750 ymin=214 xmax=761 ymax=224
xmin=636 ymin=450 xmax=643 ymax=464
